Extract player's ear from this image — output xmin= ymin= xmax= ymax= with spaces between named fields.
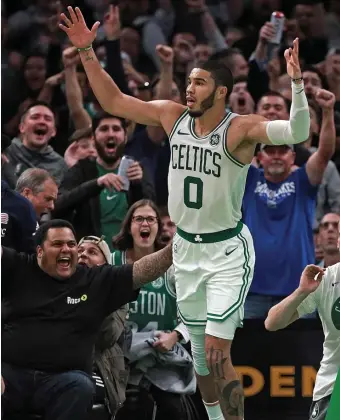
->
xmin=217 ymin=86 xmax=227 ymax=100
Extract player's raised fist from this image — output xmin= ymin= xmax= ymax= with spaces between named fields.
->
xmin=59 ymin=6 xmax=100 ymax=49
xmin=284 ymin=38 xmax=302 ymax=79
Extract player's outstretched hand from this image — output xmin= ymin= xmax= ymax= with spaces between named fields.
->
xmin=59 ymin=6 xmax=100 ymax=49
xmin=298 ymin=264 xmax=325 ymax=295
xmin=284 ymin=38 xmax=302 ymax=79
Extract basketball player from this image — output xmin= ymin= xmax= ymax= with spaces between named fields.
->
xmin=265 ymin=220 xmax=340 ymax=420
xmin=60 ymin=7 xmax=310 ymax=419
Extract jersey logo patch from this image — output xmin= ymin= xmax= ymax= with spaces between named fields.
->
xmin=209 ymin=133 xmax=220 ymax=147
xmin=331 ymin=297 xmax=340 ymax=330
xmin=152 ymin=278 xmax=164 ymax=289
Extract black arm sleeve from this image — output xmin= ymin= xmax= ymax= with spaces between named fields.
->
xmin=105 ymin=39 xmax=132 ymax=96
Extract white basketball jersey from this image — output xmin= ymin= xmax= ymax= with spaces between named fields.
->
xmin=168 ymin=110 xmax=250 ymax=234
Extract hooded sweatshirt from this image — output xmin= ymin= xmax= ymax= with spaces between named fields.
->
xmin=5 ymin=138 xmax=68 ymax=185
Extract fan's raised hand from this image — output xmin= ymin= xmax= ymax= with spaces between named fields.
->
xmin=59 ymin=6 xmax=100 ymax=49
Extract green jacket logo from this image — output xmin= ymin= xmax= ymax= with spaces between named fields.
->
xmin=331 ymin=297 xmax=340 ymax=330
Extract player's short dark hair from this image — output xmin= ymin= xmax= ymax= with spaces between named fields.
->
xmin=35 ymin=220 xmax=76 ymax=247
xmin=92 ymin=112 xmax=127 ymax=134
xmin=201 ymin=59 xmax=234 ymax=102
xmin=20 ymin=100 xmax=55 ymax=123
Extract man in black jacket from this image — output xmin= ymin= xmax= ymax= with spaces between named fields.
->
xmin=53 ymin=112 xmax=155 ymax=248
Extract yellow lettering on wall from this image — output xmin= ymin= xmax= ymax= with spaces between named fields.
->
xmin=301 ymin=366 xmax=317 ymax=397
xmin=235 ymin=366 xmax=265 ymax=397
xmin=270 ymin=366 xmax=295 ymax=397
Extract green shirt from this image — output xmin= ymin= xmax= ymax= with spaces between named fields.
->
xmin=97 ymin=163 xmax=128 ymax=251
xmin=111 ymin=250 xmax=178 ymax=332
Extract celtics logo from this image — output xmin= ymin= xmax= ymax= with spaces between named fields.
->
xmin=209 ymin=133 xmax=220 ymax=147
xmin=331 ymin=297 xmax=340 ymax=330
xmin=152 ymin=277 xmax=164 ymax=289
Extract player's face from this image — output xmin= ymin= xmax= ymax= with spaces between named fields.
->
xmin=159 ymin=215 xmax=176 ymax=247
xmin=22 ymin=179 xmax=58 ymax=217
xmin=259 ymin=146 xmax=295 ymax=176
xmin=20 ymin=105 xmax=56 ymax=149
xmin=130 ymin=205 xmax=159 ymax=250
xmin=78 ymin=242 xmax=106 ymax=267
xmin=319 ymin=214 xmax=340 ymax=254
xmin=186 ymin=69 xmax=220 ymax=117
xmin=94 ymin=118 xmax=126 ymax=165
xmin=256 ymin=96 xmax=289 ymax=121
xmin=37 ymin=228 xmax=78 ymax=279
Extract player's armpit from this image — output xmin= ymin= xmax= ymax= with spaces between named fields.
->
xmin=132 ymin=244 xmax=173 ymax=289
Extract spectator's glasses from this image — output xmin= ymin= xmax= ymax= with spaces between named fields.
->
xmin=132 ymin=216 xmax=158 ymax=225
xmin=320 ymin=221 xmax=339 ymax=230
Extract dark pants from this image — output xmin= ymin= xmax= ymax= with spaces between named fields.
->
xmin=150 ymin=386 xmax=188 ymax=420
xmin=2 ymin=362 xmax=95 ymax=420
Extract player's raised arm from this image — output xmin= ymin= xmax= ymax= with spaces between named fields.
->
xmin=59 ymin=7 xmax=185 ymax=131
xmin=243 ymin=38 xmax=310 ymax=146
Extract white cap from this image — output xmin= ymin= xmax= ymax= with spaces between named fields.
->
xmin=78 ymin=236 xmax=111 ymax=264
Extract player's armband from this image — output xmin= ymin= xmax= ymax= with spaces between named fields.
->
xmin=266 ymin=81 xmax=310 ymax=145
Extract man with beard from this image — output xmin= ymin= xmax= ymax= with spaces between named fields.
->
xmin=243 ymin=89 xmax=335 ymax=319
xmin=61 ymin=7 xmax=311 ymax=419
xmin=4 ymin=101 xmax=68 ymax=185
xmin=53 ymin=112 xmax=155 ymax=247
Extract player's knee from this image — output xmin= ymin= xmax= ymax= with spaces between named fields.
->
xmin=205 ymin=335 xmax=232 ymax=379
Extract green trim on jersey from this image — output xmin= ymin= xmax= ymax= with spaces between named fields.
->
xmin=176 ymin=221 xmax=243 ymax=243
xmin=222 ymin=125 xmax=246 ymax=168
xmin=177 ymin=305 xmax=207 ymax=326
xmin=189 ymin=112 xmax=232 ymax=139
xmin=169 ymin=109 xmax=189 ymax=141
xmin=207 ymin=231 xmax=251 ymax=322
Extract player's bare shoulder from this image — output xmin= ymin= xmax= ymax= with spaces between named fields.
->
xmin=159 ymin=101 xmax=187 ymax=137
xmin=226 ymin=114 xmax=267 ymax=164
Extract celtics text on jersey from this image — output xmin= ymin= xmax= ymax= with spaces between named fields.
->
xmin=111 ymin=251 xmax=178 ymax=332
xmin=168 ymin=110 xmax=250 ymax=233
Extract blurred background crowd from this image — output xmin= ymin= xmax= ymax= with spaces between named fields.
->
xmin=1 ymin=0 xmax=340 ymax=419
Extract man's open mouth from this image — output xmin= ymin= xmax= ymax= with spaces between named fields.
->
xmin=57 ymin=257 xmax=71 ymax=268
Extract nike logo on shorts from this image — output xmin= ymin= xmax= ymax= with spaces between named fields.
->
xmin=225 ymin=247 xmax=237 ymax=256
xmin=177 ymin=129 xmax=190 ymax=135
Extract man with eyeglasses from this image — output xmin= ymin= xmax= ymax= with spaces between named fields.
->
xmin=265 ymin=218 xmax=340 ymax=420
xmin=318 ymin=213 xmax=340 ymax=268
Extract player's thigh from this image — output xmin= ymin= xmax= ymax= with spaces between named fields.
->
xmin=173 ymin=234 xmax=207 ymax=325
xmin=205 ymin=227 xmax=255 ymax=333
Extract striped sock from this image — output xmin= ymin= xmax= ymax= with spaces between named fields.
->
xmin=203 ymin=400 xmax=224 ymax=420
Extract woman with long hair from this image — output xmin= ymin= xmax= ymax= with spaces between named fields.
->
xmin=111 ymin=199 xmax=194 ymax=420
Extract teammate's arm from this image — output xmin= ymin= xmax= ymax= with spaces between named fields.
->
xmin=265 ymin=265 xmax=324 ymax=331
xmin=59 ymin=7 xmax=185 ymax=136
xmin=132 ymin=244 xmax=173 ymax=290
xmin=243 ymin=38 xmax=310 ymax=146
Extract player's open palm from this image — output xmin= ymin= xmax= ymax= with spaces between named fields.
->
xmin=284 ymin=38 xmax=302 ymax=79
xmin=299 ymin=265 xmax=325 ymax=294
xmin=59 ymin=6 xmax=100 ymax=49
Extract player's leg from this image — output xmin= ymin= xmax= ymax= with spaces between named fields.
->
xmin=173 ymin=235 xmax=224 ymax=419
xmin=204 ymin=225 xmax=255 ymax=419
xmin=187 ymin=325 xmax=224 ymax=420
xmin=205 ymin=331 xmax=242 ymax=419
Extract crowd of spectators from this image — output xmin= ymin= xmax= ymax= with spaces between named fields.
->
xmin=1 ymin=0 xmax=340 ymax=419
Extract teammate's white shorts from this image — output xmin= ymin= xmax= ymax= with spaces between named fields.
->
xmin=173 ymin=221 xmax=255 ymax=340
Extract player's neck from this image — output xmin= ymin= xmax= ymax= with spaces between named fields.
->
xmin=323 ymin=252 xmax=340 ymax=268
xmin=128 ymin=245 xmax=155 ymax=262
xmin=194 ymin=106 xmax=227 ymax=137
xmin=96 ymin=156 xmax=121 ymax=170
